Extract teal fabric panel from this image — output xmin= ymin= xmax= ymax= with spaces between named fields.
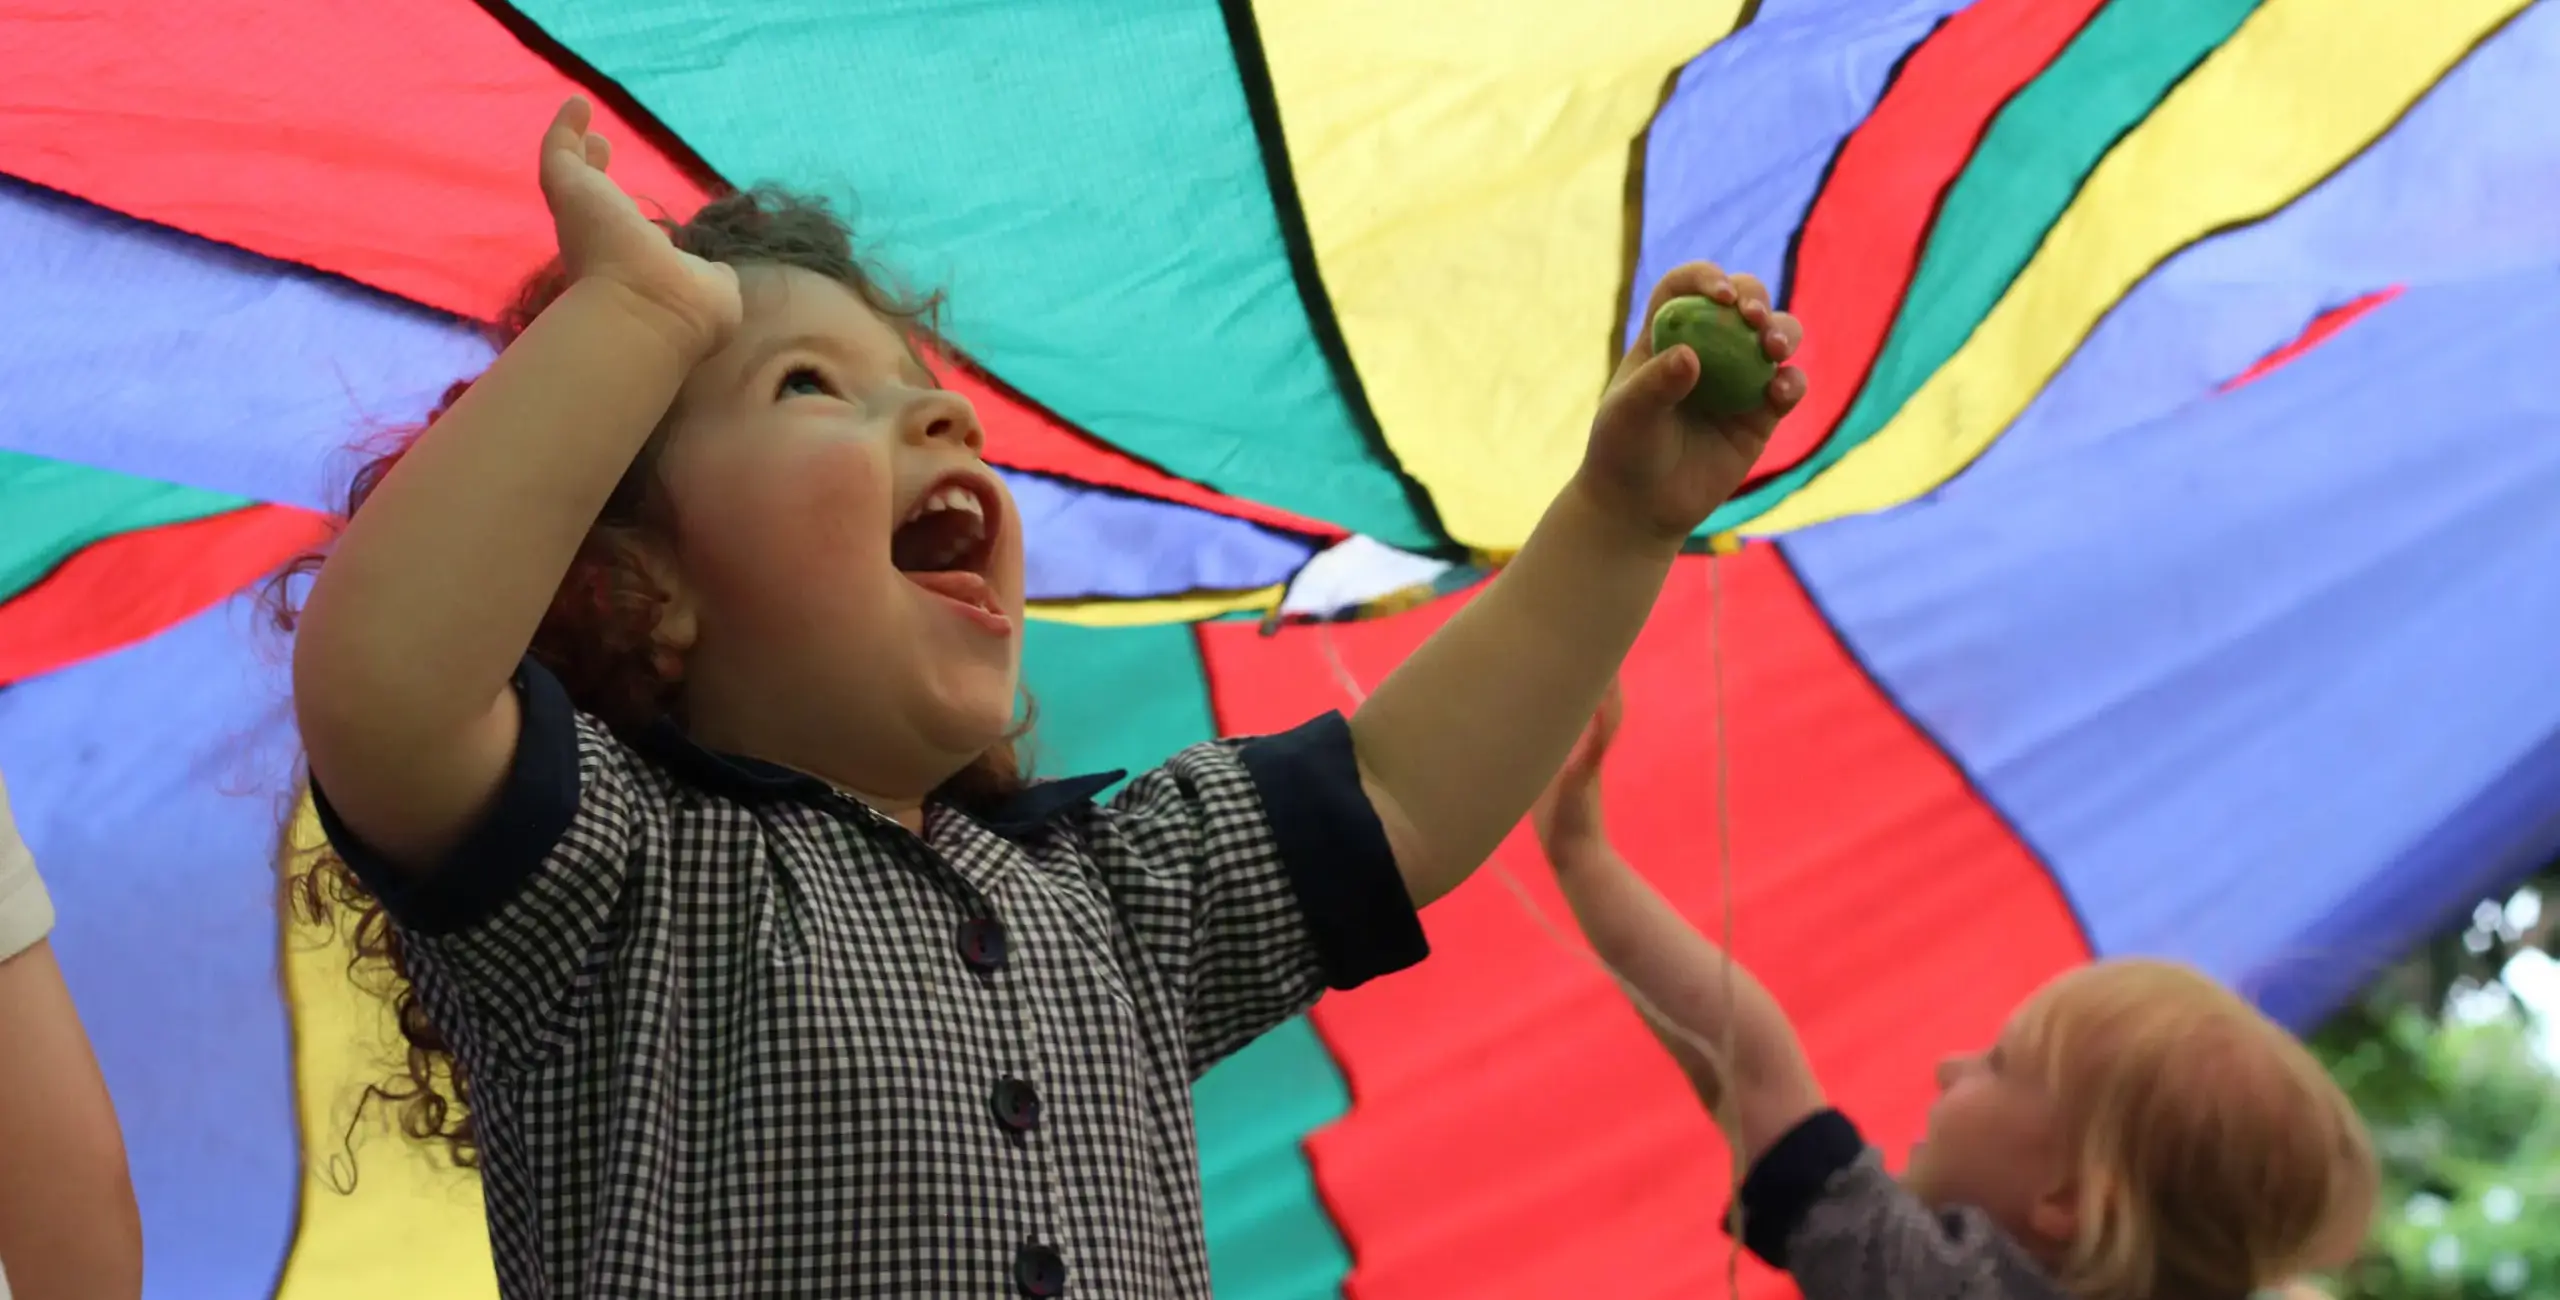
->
xmin=1021 ymin=617 xmax=1354 ymax=1298
xmin=505 ymin=0 xmax=1435 ymax=548
xmin=0 ymin=450 xmax=248 ymax=603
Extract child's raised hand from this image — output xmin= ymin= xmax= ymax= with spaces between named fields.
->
xmin=538 ymin=97 xmax=742 ymax=355
xmin=1579 ymin=264 xmax=1804 ymax=548
xmin=1530 ymin=680 xmax=1623 ymax=862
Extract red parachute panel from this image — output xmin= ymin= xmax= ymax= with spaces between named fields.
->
xmin=0 ymin=505 xmax=328 ymax=685
xmin=1752 ymin=0 xmax=2106 ymax=485
xmin=0 ymin=0 xmax=709 ymax=320
xmin=1201 ymin=546 xmax=2089 ymax=1299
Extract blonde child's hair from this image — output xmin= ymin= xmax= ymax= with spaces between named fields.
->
xmin=2009 ymin=959 xmax=2377 ymax=1300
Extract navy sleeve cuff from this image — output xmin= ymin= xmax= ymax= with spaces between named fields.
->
xmin=1236 ymin=710 xmax=1429 ymax=989
xmin=1732 ymin=1108 xmax=1867 ymax=1269
xmin=309 ymin=658 xmax=587 ymax=938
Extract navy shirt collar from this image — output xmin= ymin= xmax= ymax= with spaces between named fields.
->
xmin=632 ymin=717 xmax=1122 ymax=840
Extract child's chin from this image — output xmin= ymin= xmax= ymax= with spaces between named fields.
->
xmin=942 ymin=688 xmax=1023 ymax=746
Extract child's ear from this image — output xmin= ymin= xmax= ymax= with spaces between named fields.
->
xmin=2026 ymin=1176 xmax=2082 ymax=1251
xmin=621 ymin=532 xmax=700 ymax=674
xmin=653 ymin=593 xmax=700 ymax=679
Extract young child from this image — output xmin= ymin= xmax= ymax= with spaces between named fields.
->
xmin=284 ymin=97 xmax=1806 ymax=1297
xmin=0 ymin=768 xmax=142 ymax=1300
xmin=1529 ymin=689 xmax=2379 ymax=1300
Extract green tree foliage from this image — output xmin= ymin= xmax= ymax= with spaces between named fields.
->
xmin=2309 ymin=870 xmax=2560 ymax=1300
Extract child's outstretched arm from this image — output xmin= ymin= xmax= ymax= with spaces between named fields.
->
xmin=1529 ymin=688 xmax=1824 ymax=1166
xmin=1537 ymin=702 xmax=2074 ymax=1300
xmin=294 ymin=98 xmax=741 ymax=872
xmin=1348 ymin=265 xmax=1802 ymax=907
xmin=0 ymin=771 xmax=141 ymax=1300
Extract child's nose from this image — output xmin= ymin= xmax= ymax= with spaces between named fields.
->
xmin=905 ymin=390 xmax=986 ymax=455
xmin=1933 ymin=1055 xmax=1965 ymax=1091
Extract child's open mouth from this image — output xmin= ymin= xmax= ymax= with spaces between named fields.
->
xmin=891 ymin=472 xmax=1009 ymax=634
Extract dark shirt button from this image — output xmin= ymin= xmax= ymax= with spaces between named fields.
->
xmin=990 ymin=1077 xmax=1042 ymax=1133
xmin=956 ymin=915 xmax=1007 ymax=973
xmin=1014 ymin=1243 xmax=1066 ymax=1297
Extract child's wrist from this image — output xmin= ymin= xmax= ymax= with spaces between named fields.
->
xmin=1556 ymin=470 xmax=1689 ymax=563
xmin=1544 ymin=834 xmax=1614 ymax=873
xmin=566 ymin=274 xmax=728 ymax=366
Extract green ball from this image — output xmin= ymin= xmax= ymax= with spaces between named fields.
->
xmin=1650 ymin=295 xmax=1774 ymax=419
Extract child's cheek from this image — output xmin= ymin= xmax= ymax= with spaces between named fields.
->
xmin=671 ymin=438 xmax=894 ymax=614
xmin=764 ymin=438 xmax=895 ymax=570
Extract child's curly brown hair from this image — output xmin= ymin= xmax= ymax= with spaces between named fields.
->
xmin=270 ymin=186 xmax=1030 ymax=1170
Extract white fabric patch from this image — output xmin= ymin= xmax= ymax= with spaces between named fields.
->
xmin=1279 ymin=536 xmax=1455 ymax=620
xmin=0 ymin=769 xmax=51 ymax=965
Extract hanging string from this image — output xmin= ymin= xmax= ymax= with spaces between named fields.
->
xmin=1312 ymin=558 xmax=1750 ymax=1295
xmin=1308 ymin=629 xmax=1730 ymax=1064
xmin=1708 ymin=549 xmax=1745 ymax=1300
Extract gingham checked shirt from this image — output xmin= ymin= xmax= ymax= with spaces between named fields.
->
xmin=314 ymin=659 xmax=1428 ymax=1298
xmin=1735 ymin=1110 xmax=2071 ymax=1300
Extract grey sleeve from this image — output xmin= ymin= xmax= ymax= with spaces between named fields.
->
xmin=0 ymin=770 xmax=53 ymax=964
xmin=1737 ymin=1110 xmax=2060 ymax=1300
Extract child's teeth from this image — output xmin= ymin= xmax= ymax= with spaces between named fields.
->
xmin=905 ymin=484 xmax=988 ymax=526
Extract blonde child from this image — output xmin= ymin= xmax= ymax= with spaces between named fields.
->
xmin=285 ymin=98 xmax=1806 ymax=1297
xmin=0 ymin=768 xmax=142 ymax=1300
xmin=1530 ymin=689 xmax=2378 ymax=1300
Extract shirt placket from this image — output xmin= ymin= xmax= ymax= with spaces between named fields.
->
xmin=907 ymin=805 xmax=1074 ymax=1297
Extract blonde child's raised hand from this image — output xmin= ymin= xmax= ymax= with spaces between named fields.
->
xmin=1530 ymin=680 xmax=1622 ymax=860
xmin=1581 ymin=264 xmax=1804 ymax=546
xmin=537 ymin=96 xmax=741 ymax=354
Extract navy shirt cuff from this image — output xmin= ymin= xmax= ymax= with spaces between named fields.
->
xmin=1732 ymin=1108 xmax=1867 ymax=1268
xmin=1236 ymin=711 xmax=1428 ymax=989
xmin=309 ymin=657 xmax=587 ymax=938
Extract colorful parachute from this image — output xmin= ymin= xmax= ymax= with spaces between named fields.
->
xmin=3 ymin=0 xmax=2556 ymax=1296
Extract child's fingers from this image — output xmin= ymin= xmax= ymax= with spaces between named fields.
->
xmin=1764 ymin=364 xmax=1808 ymax=415
xmin=1729 ymin=272 xmax=1770 ymax=311
xmin=538 ymin=97 xmax=597 ymax=199
xmin=1761 ymin=310 xmax=1803 ymax=363
xmin=1618 ymin=262 xmax=1738 ymax=382
xmin=1551 ymin=686 xmax=1623 ymax=824
xmin=585 ymin=130 xmax=613 ymax=172
xmin=544 ymin=96 xmax=593 ymax=152
xmin=1624 ymin=339 xmax=1701 ymax=411
xmin=1590 ymin=681 xmax=1624 ymax=758
xmin=1639 ymin=262 xmax=1734 ymax=332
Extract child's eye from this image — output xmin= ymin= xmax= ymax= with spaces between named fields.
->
xmin=778 ymin=366 xmax=837 ymax=399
